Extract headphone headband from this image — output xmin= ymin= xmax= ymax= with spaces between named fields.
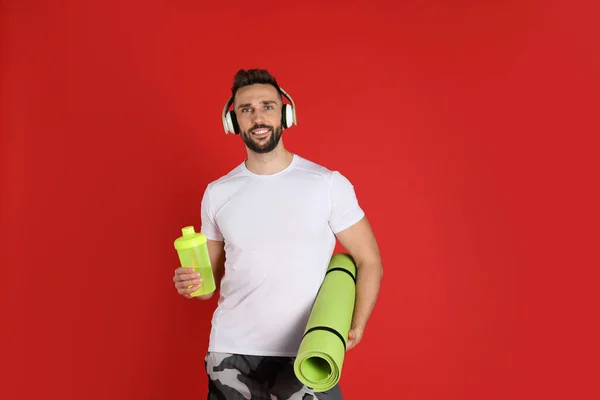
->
xmin=222 ymin=86 xmax=297 ymax=135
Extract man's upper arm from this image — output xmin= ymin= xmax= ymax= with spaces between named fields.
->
xmin=335 ymin=217 xmax=381 ymax=267
xmin=201 ymin=185 xmax=226 ymax=284
xmin=200 ymin=184 xmax=224 ymax=241
xmin=328 ymin=171 xmax=365 ymax=234
xmin=206 ymin=239 xmax=226 ymax=284
xmin=328 ymin=171 xmax=381 ymax=266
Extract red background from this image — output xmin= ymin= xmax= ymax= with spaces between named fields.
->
xmin=1 ymin=1 xmax=598 ymax=399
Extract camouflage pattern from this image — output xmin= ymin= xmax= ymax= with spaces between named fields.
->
xmin=205 ymin=352 xmax=343 ymax=400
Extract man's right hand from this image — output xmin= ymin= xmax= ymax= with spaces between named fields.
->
xmin=173 ymin=267 xmax=203 ymax=299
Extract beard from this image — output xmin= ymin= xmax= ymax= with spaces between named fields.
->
xmin=241 ymin=123 xmax=283 ymax=154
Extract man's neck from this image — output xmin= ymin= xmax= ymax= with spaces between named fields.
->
xmin=245 ymin=145 xmax=294 ymax=175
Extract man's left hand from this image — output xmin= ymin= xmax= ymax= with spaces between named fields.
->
xmin=347 ymin=326 xmax=364 ymax=351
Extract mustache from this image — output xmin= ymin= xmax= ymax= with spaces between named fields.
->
xmin=250 ymin=124 xmax=274 ymax=133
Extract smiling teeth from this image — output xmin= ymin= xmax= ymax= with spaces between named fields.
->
xmin=253 ymin=129 xmax=269 ymax=134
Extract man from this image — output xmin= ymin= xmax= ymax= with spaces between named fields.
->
xmin=173 ymin=69 xmax=383 ymax=399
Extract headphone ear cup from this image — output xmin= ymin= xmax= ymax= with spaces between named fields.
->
xmin=281 ymin=104 xmax=288 ymax=129
xmin=226 ymin=111 xmax=240 ymax=134
xmin=224 ymin=112 xmax=232 ymax=134
xmin=281 ymin=104 xmax=295 ymax=129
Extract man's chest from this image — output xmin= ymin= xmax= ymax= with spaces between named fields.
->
xmin=215 ymin=180 xmax=331 ymax=249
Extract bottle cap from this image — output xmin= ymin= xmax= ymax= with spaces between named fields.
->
xmin=173 ymin=225 xmax=207 ymax=250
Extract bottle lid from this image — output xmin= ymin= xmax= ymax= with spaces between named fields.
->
xmin=173 ymin=225 xmax=207 ymax=250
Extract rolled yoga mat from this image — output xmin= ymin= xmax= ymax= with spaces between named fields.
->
xmin=294 ymin=253 xmax=357 ymax=392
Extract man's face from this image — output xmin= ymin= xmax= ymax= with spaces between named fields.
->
xmin=234 ymin=83 xmax=283 ymax=154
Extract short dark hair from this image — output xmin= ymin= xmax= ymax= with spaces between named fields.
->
xmin=231 ymin=68 xmax=282 ymax=100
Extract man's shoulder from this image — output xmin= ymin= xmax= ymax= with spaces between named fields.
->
xmin=206 ymin=162 xmax=246 ymax=190
xmin=292 ymin=154 xmax=358 ymax=188
xmin=292 ymin=154 xmax=336 ymax=180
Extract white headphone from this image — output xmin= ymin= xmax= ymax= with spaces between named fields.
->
xmin=222 ymin=87 xmax=297 ymax=135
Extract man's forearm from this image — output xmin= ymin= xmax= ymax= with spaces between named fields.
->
xmin=352 ymin=261 xmax=383 ymax=329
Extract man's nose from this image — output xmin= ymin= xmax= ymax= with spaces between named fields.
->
xmin=251 ymin=109 xmax=266 ymax=124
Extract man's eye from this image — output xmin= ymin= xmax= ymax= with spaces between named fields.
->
xmin=265 ymin=106 xmax=273 ymax=110
xmin=242 ymin=108 xmax=251 ymax=113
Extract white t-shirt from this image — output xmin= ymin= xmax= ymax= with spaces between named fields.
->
xmin=200 ymin=154 xmax=364 ymax=357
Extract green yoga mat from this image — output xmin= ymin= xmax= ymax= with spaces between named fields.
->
xmin=294 ymin=253 xmax=357 ymax=392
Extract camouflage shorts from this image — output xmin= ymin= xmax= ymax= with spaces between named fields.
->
xmin=204 ymin=352 xmax=343 ymax=400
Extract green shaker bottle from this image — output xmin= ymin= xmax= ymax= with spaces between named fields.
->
xmin=173 ymin=226 xmax=216 ymax=297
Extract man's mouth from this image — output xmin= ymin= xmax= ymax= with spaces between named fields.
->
xmin=251 ymin=128 xmax=271 ymax=138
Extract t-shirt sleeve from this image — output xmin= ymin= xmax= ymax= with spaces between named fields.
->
xmin=200 ymin=185 xmax=224 ymax=241
xmin=328 ymin=171 xmax=365 ymax=234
